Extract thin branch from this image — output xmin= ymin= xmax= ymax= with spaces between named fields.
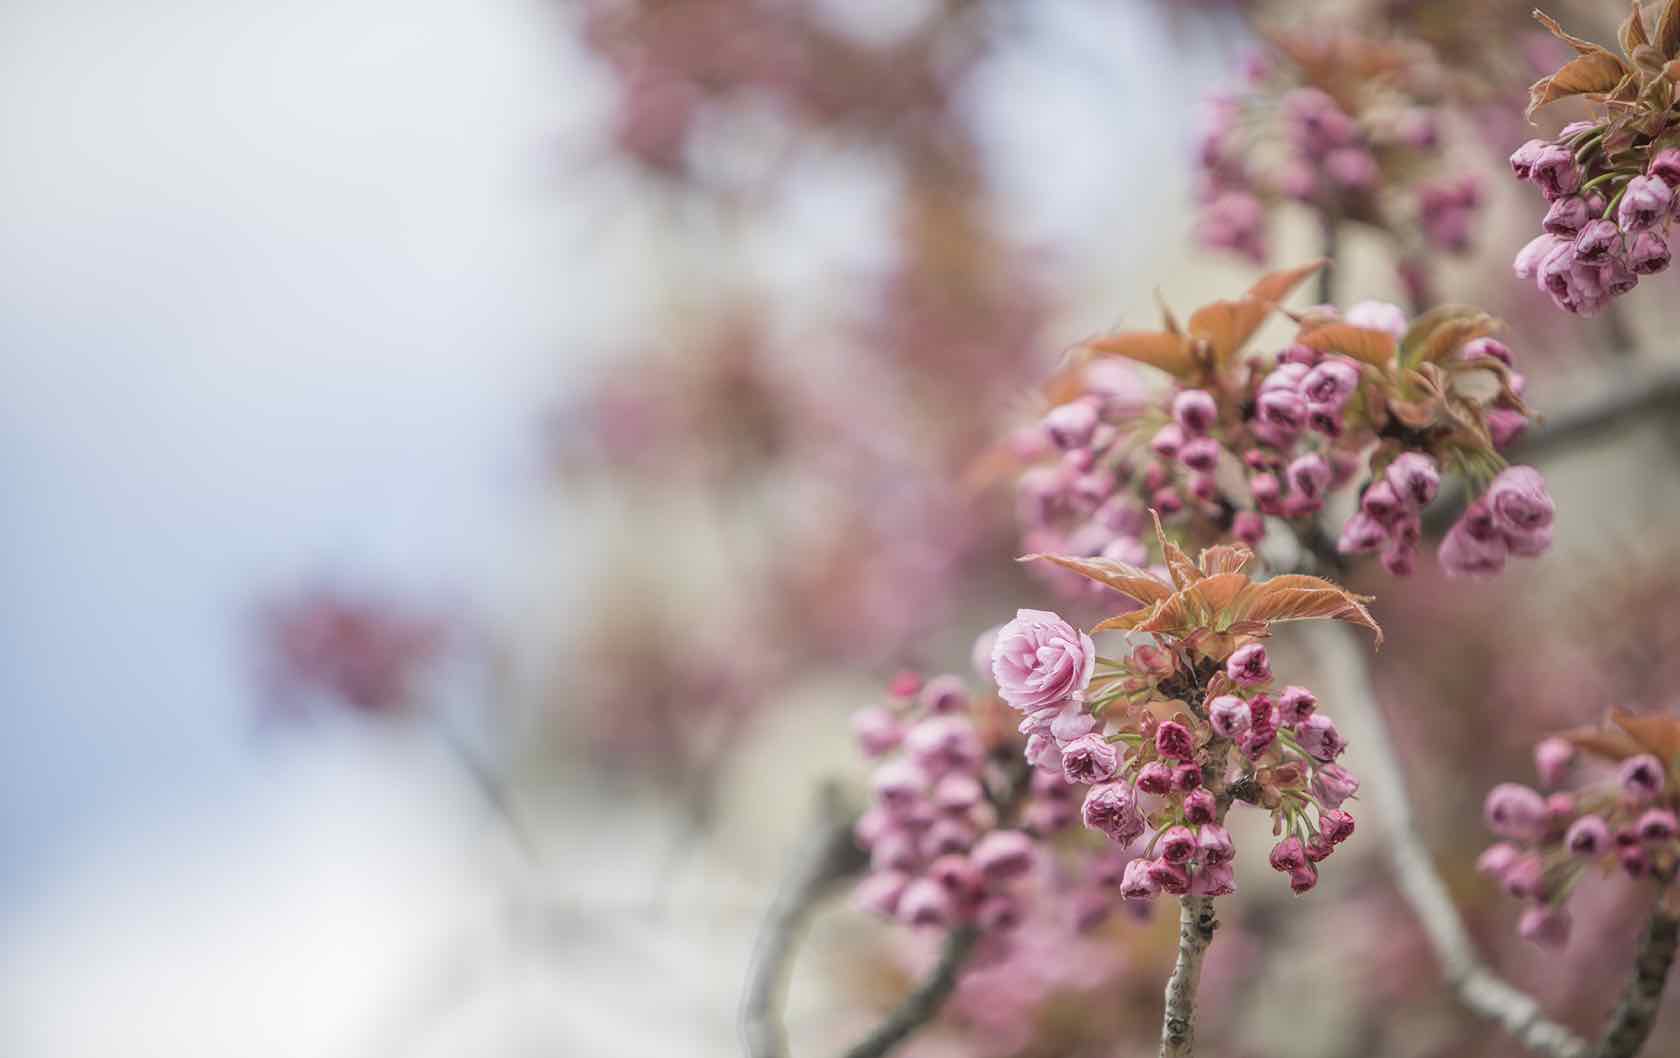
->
xmin=1160 ymin=894 xmax=1218 ymax=1058
xmin=741 ymin=781 xmax=869 ymax=1058
xmin=1511 ymin=371 xmax=1680 ymax=462
xmin=838 ymin=926 xmax=981 ymax=1058
xmin=432 ymin=712 xmax=539 ymax=862
xmin=1593 ymin=893 xmax=1680 ymax=1058
xmin=1305 ymin=622 xmax=1589 ymax=1058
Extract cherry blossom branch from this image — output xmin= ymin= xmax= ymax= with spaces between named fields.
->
xmin=1160 ymin=894 xmax=1218 ymax=1058
xmin=1593 ymin=891 xmax=1680 ymax=1058
xmin=838 ymin=925 xmax=981 ymax=1058
xmin=1305 ymin=621 xmax=1590 ymax=1058
xmin=741 ymin=781 xmax=869 ymax=1058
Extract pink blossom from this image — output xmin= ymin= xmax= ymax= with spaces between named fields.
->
xmin=972 ymin=830 xmax=1036 ymax=881
xmin=1119 ymin=858 xmax=1159 ymax=901
xmin=1320 ymin=809 xmax=1355 ymax=844
xmin=933 ymin=773 xmax=984 ymax=812
xmin=1543 ymin=195 xmax=1590 ymax=236
xmin=1618 ymin=175 xmax=1672 ymax=231
xmin=1158 ymin=826 xmax=1197 ymax=864
xmin=1312 ymin=763 xmax=1360 ymax=809
xmin=1534 ymin=737 xmax=1575 ymax=787
xmin=1565 ymin=815 xmax=1609 ymax=857
xmin=1476 ymin=842 xmax=1519 ymax=878
xmin=1276 ymin=686 xmax=1316 ymax=727
xmin=1288 ymin=863 xmax=1319 ymax=894
xmin=1297 ymin=713 xmax=1346 ymax=761
xmin=920 ymin=675 xmax=969 ymax=715
xmin=1049 ymin=705 xmax=1098 ymax=744
xmin=1638 ymin=809 xmax=1678 ymax=843
xmin=1630 ymin=231 xmax=1672 ymax=275
xmin=1509 ymin=138 xmax=1547 ymax=180
xmin=1226 ymin=642 xmax=1271 ymax=687
xmin=1184 ymin=789 xmax=1217 ymax=825
xmin=1484 ymin=782 xmax=1547 ymax=842
xmin=854 ymin=871 xmax=910 ymax=917
xmin=1514 ymin=234 xmax=1561 ymax=279
xmin=1287 ymin=452 xmax=1332 ymax=500
xmin=1061 ymin=733 xmax=1120 ymax=785
xmin=1146 ymin=858 xmax=1191 ymax=895
xmin=1198 ymin=824 xmax=1235 ymax=865
xmin=1486 ymin=466 xmax=1554 ymax=534
xmin=898 ymin=878 xmax=954 ymax=928
xmin=1173 ymin=389 xmax=1218 ymax=436
xmin=1301 ymin=358 xmax=1359 ymax=408
xmin=1192 ymin=861 xmax=1237 ymax=896
xmin=991 ymin=609 xmax=1096 ymax=714
xmin=1269 ymin=836 xmax=1308 ymax=872
xmin=1208 ymin=694 xmax=1251 ymax=737
xmin=1155 ymin=720 xmax=1196 ymax=761
xmin=1337 ymin=511 xmax=1388 ymax=555
xmin=1136 ymin=761 xmax=1173 ymax=795
xmin=1043 ymin=401 xmax=1098 ymax=450
xmin=852 ymin=706 xmax=903 ymax=757
xmin=1082 ymin=782 xmax=1145 ymax=845
xmin=1345 ymin=300 xmax=1408 ymax=338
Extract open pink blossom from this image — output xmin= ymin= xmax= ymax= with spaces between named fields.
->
xmin=990 ymin=609 xmax=1096 ymax=714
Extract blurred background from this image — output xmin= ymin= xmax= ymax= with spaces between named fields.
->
xmin=4 ymin=1 xmax=1679 ymax=1055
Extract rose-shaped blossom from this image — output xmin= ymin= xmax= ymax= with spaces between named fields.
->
xmin=1179 ymin=437 xmax=1220 ymax=474
xmin=1150 ymin=422 xmax=1184 ymax=460
xmin=873 ymin=759 xmax=930 ymax=813
xmin=1184 ymin=789 xmax=1217 ymax=825
xmin=1172 ymin=763 xmax=1202 ymax=792
xmin=1297 ymin=714 xmax=1346 ymax=761
xmin=897 ymin=878 xmax=954 ymax=928
xmin=1226 ymin=642 xmax=1271 ymax=687
xmin=1119 ymin=858 xmax=1159 ymax=901
xmin=1155 ymin=720 xmax=1196 ymax=761
xmin=1146 ymin=858 xmax=1191 ymax=895
xmin=991 ymin=609 xmax=1096 ymax=714
xmin=1650 ymin=148 xmax=1680 ymax=186
xmin=1565 ymin=814 xmax=1610 ymax=857
xmin=1312 ymin=763 xmax=1360 ymax=808
xmin=1276 ymin=686 xmax=1317 ymax=727
xmin=1630 ymin=231 xmax=1672 ymax=275
xmin=1083 ymin=782 xmax=1145 ymax=844
xmin=1192 ymin=862 xmax=1237 ymax=897
xmin=1173 ymin=389 xmax=1218 ymax=436
xmin=1287 ymin=453 xmax=1331 ymax=501
xmin=1534 ymin=737 xmax=1575 ymax=788
xmin=1233 ymin=511 xmax=1265 ymax=547
xmin=1208 ymin=694 xmax=1252 ymax=738
xmin=1061 ymin=733 xmax=1120 ymax=785
xmin=1302 ymin=357 xmax=1360 ymax=409
xmin=1158 ymin=825 xmax=1197 ymax=864
xmin=1486 ymin=408 xmax=1528 ymax=449
xmin=852 ymin=706 xmax=903 ymax=757
xmin=1024 ymin=733 xmax=1064 ymax=773
xmin=1573 ymin=219 xmax=1622 ymax=264
xmin=1269 ymin=836 xmax=1308 ymax=872
xmin=905 ymin=716 xmax=984 ymax=777
xmin=1256 ymin=388 xmax=1307 ymax=434
xmin=1618 ymin=175 xmax=1672 ymax=232
xmin=1320 ymin=809 xmax=1355 ymax=844
xmin=1519 ymin=905 xmax=1572 ymax=948
xmin=1198 ymin=824 xmax=1235 ymax=865
xmin=1487 ymin=466 xmax=1555 ymax=535
xmin=1361 ymin=478 xmax=1406 ymax=523
xmin=1484 ymin=782 xmax=1547 ymax=842
xmin=932 ymin=773 xmax=984 ymax=812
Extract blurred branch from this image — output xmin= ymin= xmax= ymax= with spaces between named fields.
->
xmin=1160 ymin=894 xmax=1217 ymax=1058
xmin=1594 ymin=893 xmax=1680 ymax=1058
xmin=432 ymin=712 xmax=539 ymax=862
xmin=1512 ymin=371 xmax=1680 ymax=462
xmin=838 ymin=926 xmax=980 ymax=1058
xmin=1306 ymin=622 xmax=1589 ymax=1058
xmin=741 ymin=781 xmax=868 ymax=1058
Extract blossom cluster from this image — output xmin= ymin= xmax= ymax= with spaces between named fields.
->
xmin=990 ymin=600 xmax=1360 ymax=902
xmin=1509 ymin=136 xmax=1677 ymax=317
xmin=1194 ymin=41 xmax=1479 ymax=277
xmin=1012 ymin=275 xmax=1555 ymax=590
xmin=1479 ymin=726 xmax=1680 ymax=949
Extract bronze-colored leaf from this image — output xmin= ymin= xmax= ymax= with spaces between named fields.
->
xmin=1198 ymin=544 xmax=1253 ymax=577
xmin=1186 ymin=300 xmax=1262 ymax=369
xmin=1150 ymin=509 xmax=1201 ymax=589
xmin=1297 ymin=323 xmax=1398 ymax=367
xmin=1231 ymin=575 xmax=1382 ymax=646
xmin=1155 ymin=289 xmax=1181 ymax=336
xmin=1659 ymin=0 xmax=1680 ymax=59
xmin=1084 ymin=330 xmax=1192 ymax=379
xmin=1527 ymin=51 xmax=1633 ymax=119
xmin=1247 ymin=260 xmax=1327 ymax=307
xmin=1019 ymin=553 xmax=1174 ymax=606
xmin=1621 ymin=0 xmax=1650 ymax=55
xmin=1398 ymin=305 xmax=1501 ymax=369
xmin=1133 ymin=593 xmax=1195 ymax=638
xmin=1534 ymin=9 xmax=1614 ymax=56
xmin=1092 ymin=608 xmax=1156 ymax=634
xmin=1612 ymin=709 xmax=1680 ymax=761
xmin=1188 ymin=572 xmax=1252 ymax=622
xmin=1558 ymin=723 xmax=1645 ymax=762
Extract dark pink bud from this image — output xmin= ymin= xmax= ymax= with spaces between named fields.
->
xmin=1043 ymin=401 xmax=1099 ymax=450
xmin=1486 ymin=408 xmax=1528 ymax=448
xmin=1152 ymin=486 xmax=1185 ymax=516
xmin=1381 ymin=540 xmax=1417 ymax=576
xmin=1519 ymin=905 xmax=1572 ymax=948
xmin=1277 ymin=686 xmax=1317 ymax=727
xmin=1476 ymin=842 xmax=1519 ymax=878
xmin=1082 ymin=782 xmax=1146 ymax=844
xmin=1288 ymin=863 xmax=1319 ymax=893
xmin=1269 ymin=835 xmax=1308 ymax=872
xmin=1308 ymin=404 xmax=1345 ymax=438
xmin=1180 ymin=437 xmax=1221 ymax=473
xmin=1326 ymin=147 xmax=1378 ymax=189
xmin=1312 ymin=763 xmax=1360 ymax=809
xmin=1173 ymin=389 xmax=1219 ymax=436
xmin=1234 ymin=510 xmax=1266 ymax=547
xmin=927 ymin=854 xmax=985 ymax=899
xmin=972 ymin=830 xmax=1037 ymax=881
xmin=1250 ymin=473 xmax=1281 ymax=513
xmin=1320 ymin=809 xmax=1355 ymax=844
xmin=1150 ymin=423 xmax=1184 ymax=459
xmin=1208 ymin=694 xmax=1252 ymax=737
xmin=1484 ymin=782 xmax=1547 ymax=841
xmin=1630 ymin=231 xmax=1671 ymax=275
xmin=1384 ymin=452 xmax=1439 ymax=507
xmin=1543 ymin=195 xmax=1589 ymax=236
xmin=853 ymin=706 xmax=903 ymax=757
xmin=1503 ymin=854 xmax=1543 ymax=899
xmin=1618 ymin=175 xmax=1672 ymax=232
xmin=1297 ymin=714 xmax=1346 ymax=761
xmin=1573 ymin=219 xmax=1622 ymax=264
xmin=1565 ymin=815 xmax=1609 ymax=857
xmin=1155 ymin=720 xmax=1196 ymax=761
xmin=897 ymin=877 xmax=954 ymax=928
xmin=1534 ymin=737 xmax=1575 ymax=787
xmin=1257 ymin=388 xmax=1307 ymax=434
xmin=1184 ymin=788 xmax=1217 ymax=824
xmin=1461 ymin=337 xmax=1513 ymax=366
xmin=1439 ymin=512 xmax=1508 ymax=579
xmin=1226 ymin=642 xmax=1271 ymax=687
xmin=1146 ymin=857 xmax=1191 ymax=895
xmin=1487 ymin=466 xmax=1554 ymax=534
xmin=1650 ymin=148 xmax=1680 ymax=186
xmin=1545 ymin=793 xmax=1575 ymax=828
xmin=1192 ymin=861 xmax=1237 ymax=896
xmin=1137 ymin=761 xmax=1174 ymax=795
xmin=1159 ymin=825 xmax=1197 ymax=863
xmin=1337 ymin=511 xmax=1388 ymax=555
xmin=1622 ymin=846 xmax=1651 ymax=878
xmin=1198 ymin=824 xmax=1235 ymax=865
xmin=1301 ymin=358 xmax=1360 ymax=407
xmin=1638 ymin=809 xmax=1678 ymax=843
xmin=1172 ymin=763 xmax=1203 ymax=791
xmin=1304 ymin=834 xmax=1334 ymax=862
xmin=1287 ymin=452 xmax=1332 ymax=500
xmin=1119 ymin=858 xmax=1160 ymax=901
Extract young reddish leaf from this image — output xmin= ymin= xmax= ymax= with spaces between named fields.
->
xmin=1198 ymin=544 xmax=1253 ymax=577
xmin=1622 ymin=0 xmax=1651 ymax=54
xmin=1092 ymin=608 xmax=1156 ymax=634
xmin=1611 ymin=709 xmax=1680 ymax=761
xmin=1019 ymin=553 xmax=1175 ymax=606
xmin=1188 ymin=572 xmax=1252 ymax=622
xmin=1527 ymin=52 xmax=1632 ymax=118
xmin=1187 ymin=260 xmax=1324 ymax=367
xmin=1231 ymin=575 xmax=1382 ymax=647
xmin=1134 ymin=592 xmax=1196 ymax=638
xmin=1246 ymin=259 xmax=1327 ymax=308
xmin=1150 ymin=509 xmax=1201 ymax=589
xmin=1296 ymin=323 xmax=1398 ymax=367
xmin=1398 ymin=305 xmax=1501 ymax=369
xmin=1559 ymin=724 xmax=1646 ymax=762
xmin=1084 ymin=330 xmax=1192 ymax=379
xmin=1659 ymin=0 xmax=1680 ymax=59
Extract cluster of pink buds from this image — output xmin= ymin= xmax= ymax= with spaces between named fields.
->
xmin=1011 ymin=272 xmax=1554 ymax=585
xmin=1479 ymin=723 xmax=1680 ymax=948
xmin=1510 ymin=134 xmax=1677 ymax=316
xmin=988 ymin=606 xmax=1359 ymax=902
xmin=1193 ymin=44 xmax=1478 ymax=270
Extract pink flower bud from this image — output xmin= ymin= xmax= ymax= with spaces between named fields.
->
xmin=1650 ymin=147 xmax=1680 ymax=186
xmin=1638 ymin=809 xmax=1678 ymax=843
xmin=1337 ymin=511 xmax=1388 ymax=555
xmin=1519 ymin=905 xmax=1572 ymax=948
xmin=1297 ymin=713 xmax=1346 ymax=761
xmin=1159 ymin=825 xmax=1197 ymax=863
xmin=1439 ymin=511 xmax=1508 ymax=578
xmin=870 ymin=830 xmax=919 ymax=873
xmin=1288 ymin=863 xmax=1319 ymax=893
xmin=1234 ymin=510 xmax=1266 ymax=547
xmin=1226 ymin=642 xmax=1271 ymax=687
xmin=1630 ymin=231 xmax=1671 ymax=275
xmin=1487 ymin=466 xmax=1554 ymax=535
xmin=1250 ymin=472 xmax=1281 ymax=511
xmin=931 ymin=772 xmax=983 ymax=812
xmin=853 ymin=707 xmax=903 ymax=757
xmin=1024 ymin=733 xmax=1064 ymax=773
xmin=1192 ymin=861 xmax=1237 ymax=896
xmin=1269 ymin=835 xmax=1308 ymax=872
xmin=1301 ymin=358 xmax=1360 ymax=408
xmin=1156 ymin=720 xmax=1196 ymax=761
xmin=1509 ymin=139 xmax=1547 ymax=180
xmin=1119 ymin=857 xmax=1160 ymax=900
xmin=1262 ymin=361 xmax=1310 ymax=392
xmin=1192 ymin=827 xmax=1232 ymax=869
xmin=1150 ymin=422 xmax=1184 ymax=459
xmin=1049 ymin=705 xmax=1099 ymax=744
xmin=1565 ymin=815 xmax=1609 ymax=857
xmin=1461 ymin=337 xmax=1513 ymax=366
xmin=1320 ymin=808 xmax=1355 ymax=844
xmin=1137 ymin=761 xmax=1174 ymax=795
xmin=1486 ymin=408 xmax=1528 ymax=448
xmin=906 ymin=716 xmax=984 ymax=777
xmin=971 ymin=830 xmax=1036 ymax=882
xmin=1043 ymin=401 xmax=1099 ymax=450
xmin=976 ymin=892 xmax=1023 ymax=931
xmin=928 ymin=853 xmax=985 ymax=900
xmin=1062 ymin=733 xmax=1121 ymax=784
xmin=1083 ymin=782 xmax=1145 ymax=844
xmin=1534 ymin=737 xmax=1575 ymax=787
xmin=1184 ymin=788 xmax=1217 ymax=824
xmin=1287 ymin=452 xmax=1332 ymax=500
xmin=854 ymin=870 xmax=910 ymax=917
xmin=1484 ymin=782 xmax=1548 ymax=841
xmin=1514 ymin=234 xmax=1562 ymax=279
xmin=1173 ymin=389 xmax=1218 ymax=436
xmin=1384 ymin=452 xmax=1439 ymax=508
xmin=1476 ymin=842 xmax=1519 ymax=878
xmin=1326 ymin=147 xmax=1378 ymax=189
xmin=920 ymin=817 xmax=977 ymax=858
xmin=991 ymin=608 xmax=1097 ymax=714
xmin=1152 ymin=486 xmax=1185 ymax=516
xmin=1208 ymin=695 xmax=1252 ymax=737
xmin=1304 ymin=834 xmax=1334 ymax=862
xmin=1256 ymin=388 xmax=1307 ymax=434
xmin=1173 ymin=763 xmax=1203 ymax=791
xmin=1618 ymin=175 xmax=1672 ymax=232
xmin=919 ymin=675 xmax=968 ymax=716
xmin=1529 ymin=144 xmax=1581 ymax=198
xmin=1276 ymin=686 xmax=1317 ymax=727
xmin=897 ymin=877 xmax=954 ymax=927
xmin=1147 ymin=857 xmax=1191 ymax=895
xmin=1022 ymin=798 xmax=1074 ymax=836
xmin=1621 ymin=846 xmax=1650 ymax=878
xmin=1543 ymin=195 xmax=1590 ymax=236
xmin=853 ymin=807 xmax=893 ymax=850
xmin=1180 ymin=437 xmax=1221 ymax=473
xmin=1573 ymin=219 xmax=1622 ymax=264
xmin=873 ymin=759 xmax=930 ymax=812
xmin=1312 ymin=763 xmax=1360 ymax=808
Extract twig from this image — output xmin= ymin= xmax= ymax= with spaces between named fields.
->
xmin=1160 ymin=894 xmax=1218 ymax=1058
xmin=741 ymin=781 xmax=869 ymax=1058
xmin=1593 ymin=893 xmax=1680 ymax=1058
xmin=432 ymin=712 xmax=539 ymax=862
xmin=1305 ymin=622 xmax=1589 ymax=1058
xmin=1511 ymin=371 xmax=1680 ymax=461
xmin=838 ymin=926 xmax=981 ymax=1058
